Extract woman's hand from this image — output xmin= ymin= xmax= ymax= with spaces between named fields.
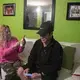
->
xmin=20 ymin=37 xmax=26 ymax=47
xmin=12 ymin=42 xmax=20 ymax=49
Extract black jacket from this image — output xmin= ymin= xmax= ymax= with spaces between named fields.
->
xmin=27 ymin=37 xmax=63 ymax=76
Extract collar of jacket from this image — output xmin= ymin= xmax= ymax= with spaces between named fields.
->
xmin=40 ymin=36 xmax=56 ymax=48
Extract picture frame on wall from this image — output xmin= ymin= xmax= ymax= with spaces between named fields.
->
xmin=66 ymin=2 xmax=80 ymax=20
xmin=3 ymin=3 xmax=16 ymax=16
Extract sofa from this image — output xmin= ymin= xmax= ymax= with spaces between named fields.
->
xmin=19 ymin=38 xmax=80 ymax=80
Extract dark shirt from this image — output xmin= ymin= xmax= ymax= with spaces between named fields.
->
xmin=27 ymin=37 xmax=63 ymax=79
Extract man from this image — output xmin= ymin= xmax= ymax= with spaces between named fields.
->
xmin=17 ymin=21 xmax=63 ymax=80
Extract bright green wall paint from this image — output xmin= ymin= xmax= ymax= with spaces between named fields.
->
xmin=0 ymin=0 xmax=39 ymax=40
xmin=54 ymin=0 xmax=80 ymax=43
xmin=0 ymin=0 xmax=80 ymax=43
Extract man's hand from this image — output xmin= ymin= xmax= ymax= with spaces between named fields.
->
xmin=23 ymin=68 xmax=29 ymax=75
xmin=31 ymin=73 xmax=41 ymax=79
xmin=17 ymin=67 xmax=29 ymax=80
xmin=17 ymin=67 xmax=24 ymax=77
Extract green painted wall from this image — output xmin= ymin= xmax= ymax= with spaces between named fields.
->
xmin=54 ymin=0 xmax=80 ymax=43
xmin=0 ymin=0 xmax=39 ymax=40
xmin=0 ymin=0 xmax=80 ymax=43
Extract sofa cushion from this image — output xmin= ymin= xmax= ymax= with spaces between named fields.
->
xmin=71 ymin=44 xmax=80 ymax=63
xmin=62 ymin=46 xmax=76 ymax=70
xmin=72 ymin=65 xmax=80 ymax=80
xmin=72 ymin=63 xmax=80 ymax=76
xmin=72 ymin=63 xmax=80 ymax=73
xmin=18 ymin=41 xmax=34 ymax=64
xmin=57 ymin=68 xmax=71 ymax=80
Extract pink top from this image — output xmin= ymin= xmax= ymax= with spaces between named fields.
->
xmin=0 ymin=37 xmax=23 ymax=63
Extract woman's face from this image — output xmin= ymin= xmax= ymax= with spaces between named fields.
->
xmin=3 ymin=27 xmax=11 ymax=41
xmin=0 ymin=25 xmax=11 ymax=43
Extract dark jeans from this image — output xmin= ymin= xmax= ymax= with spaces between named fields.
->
xmin=11 ymin=74 xmax=21 ymax=80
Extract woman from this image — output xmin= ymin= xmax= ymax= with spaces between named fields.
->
xmin=0 ymin=25 xmax=26 ymax=80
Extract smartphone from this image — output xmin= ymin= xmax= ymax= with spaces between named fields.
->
xmin=24 ymin=73 xmax=32 ymax=77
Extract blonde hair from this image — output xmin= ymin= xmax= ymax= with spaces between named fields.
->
xmin=0 ymin=25 xmax=11 ymax=47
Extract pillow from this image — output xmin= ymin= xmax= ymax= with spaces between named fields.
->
xmin=62 ymin=45 xmax=76 ymax=70
xmin=18 ymin=41 xmax=34 ymax=64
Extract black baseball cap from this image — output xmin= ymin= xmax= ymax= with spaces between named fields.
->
xmin=37 ymin=21 xmax=54 ymax=36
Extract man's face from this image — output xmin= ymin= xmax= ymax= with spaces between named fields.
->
xmin=40 ymin=33 xmax=51 ymax=44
